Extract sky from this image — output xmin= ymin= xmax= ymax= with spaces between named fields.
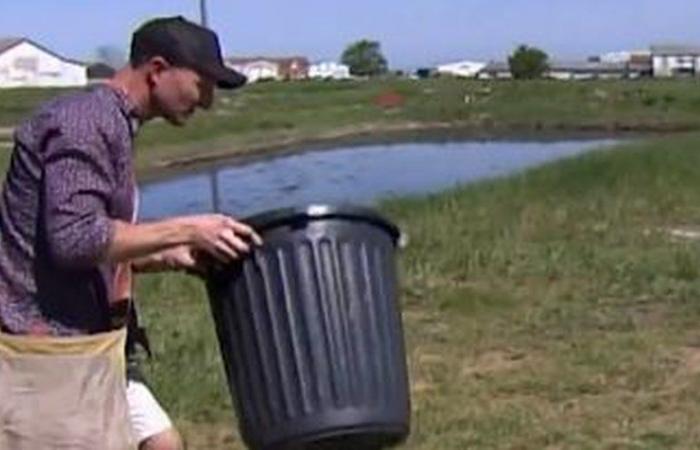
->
xmin=1 ymin=0 xmax=699 ymax=69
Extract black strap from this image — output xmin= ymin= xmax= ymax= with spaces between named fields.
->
xmin=126 ymin=300 xmax=152 ymax=359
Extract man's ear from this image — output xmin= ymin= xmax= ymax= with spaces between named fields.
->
xmin=145 ymin=56 xmax=170 ymax=86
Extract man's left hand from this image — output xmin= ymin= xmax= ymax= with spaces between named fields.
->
xmin=132 ymin=245 xmax=204 ymax=274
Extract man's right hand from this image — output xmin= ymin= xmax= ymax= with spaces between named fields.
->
xmin=181 ymin=214 xmax=263 ymax=263
xmin=107 ymin=214 xmax=263 ymax=266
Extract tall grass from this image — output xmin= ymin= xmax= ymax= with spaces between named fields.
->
xmin=135 ymin=132 xmax=700 ymax=449
xmin=2 ymin=79 xmax=700 ymax=177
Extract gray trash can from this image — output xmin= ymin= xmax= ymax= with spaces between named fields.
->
xmin=206 ymin=204 xmax=410 ymax=450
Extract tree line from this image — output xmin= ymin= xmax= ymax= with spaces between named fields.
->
xmin=94 ymin=41 xmax=551 ymax=80
xmin=339 ymin=40 xmax=550 ymax=79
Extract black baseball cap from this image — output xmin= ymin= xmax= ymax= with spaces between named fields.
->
xmin=130 ymin=16 xmax=247 ymax=89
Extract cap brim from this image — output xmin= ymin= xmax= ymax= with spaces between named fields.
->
xmin=202 ymin=63 xmax=247 ymax=89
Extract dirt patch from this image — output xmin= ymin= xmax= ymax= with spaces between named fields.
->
xmin=461 ymin=350 xmax=528 ymax=378
xmin=410 ymin=349 xmax=449 ymax=397
xmin=178 ymin=421 xmax=243 ymax=450
xmin=373 ymin=91 xmax=406 ymax=109
xmin=657 ymin=346 xmax=700 ymax=397
xmin=676 ymin=347 xmax=700 ymax=377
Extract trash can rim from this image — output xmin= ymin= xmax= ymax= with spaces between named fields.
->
xmin=243 ymin=204 xmax=400 ymax=240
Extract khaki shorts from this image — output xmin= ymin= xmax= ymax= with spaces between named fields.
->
xmin=0 ymin=328 xmax=136 ymax=450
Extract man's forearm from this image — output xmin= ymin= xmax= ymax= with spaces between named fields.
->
xmin=105 ymin=219 xmax=194 ymax=264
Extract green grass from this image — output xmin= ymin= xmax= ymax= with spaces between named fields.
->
xmin=134 ymin=132 xmax=700 ymax=449
xmin=5 ymin=79 xmax=700 ymax=447
xmin=0 ymin=87 xmax=68 ymax=126
xmin=2 ymin=78 xmax=700 ymax=177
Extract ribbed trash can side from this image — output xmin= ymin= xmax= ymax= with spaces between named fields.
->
xmin=207 ymin=212 xmax=410 ymax=450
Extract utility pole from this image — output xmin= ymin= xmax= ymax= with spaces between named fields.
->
xmin=199 ymin=0 xmax=223 ymax=212
xmin=199 ymin=0 xmax=209 ymax=27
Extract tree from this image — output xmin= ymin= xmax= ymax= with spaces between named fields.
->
xmin=341 ymin=40 xmax=388 ymax=77
xmin=508 ymin=45 xmax=549 ymax=79
xmin=94 ymin=45 xmax=126 ymax=69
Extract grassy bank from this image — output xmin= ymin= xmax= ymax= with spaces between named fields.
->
xmin=1 ymin=78 xmax=700 ymax=176
xmin=135 ymin=132 xmax=700 ymax=449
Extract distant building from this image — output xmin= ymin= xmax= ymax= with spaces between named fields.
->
xmin=547 ymin=60 xmax=629 ymax=80
xmin=628 ymin=53 xmax=653 ymax=78
xmin=226 ymin=56 xmax=310 ymax=82
xmin=87 ymin=62 xmax=116 ymax=84
xmin=226 ymin=57 xmax=280 ymax=82
xmin=599 ymin=51 xmax=635 ymax=64
xmin=309 ymin=61 xmax=351 ymax=80
xmin=650 ymin=44 xmax=700 ymax=77
xmin=0 ymin=37 xmax=87 ymax=88
xmin=477 ymin=61 xmax=512 ymax=80
xmin=593 ymin=50 xmax=652 ymax=78
xmin=436 ymin=60 xmax=486 ymax=78
xmin=276 ymin=57 xmax=310 ymax=80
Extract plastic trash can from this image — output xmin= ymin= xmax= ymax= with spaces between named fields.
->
xmin=206 ymin=204 xmax=410 ymax=450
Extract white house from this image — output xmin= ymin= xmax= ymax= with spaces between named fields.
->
xmin=437 ymin=60 xmax=486 ymax=78
xmin=226 ymin=58 xmax=280 ymax=82
xmin=651 ymin=44 xmax=700 ymax=77
xmin=309 ymin=61 xmax=351 ymax=80
xmin=0 ymin=37 xmax=87 ymax=88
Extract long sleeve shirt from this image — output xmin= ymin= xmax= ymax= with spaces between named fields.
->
xmin=0 ymin=85 xmax=137 ymax=335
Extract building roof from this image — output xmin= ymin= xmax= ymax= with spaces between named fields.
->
xmin=227 ymin=58 xmax=279 ymax=68
xmin=310 ymin=61 xmax=347 ymax=66
xmin=629 ymin=53 xmax=652 ymax=63
xmin=650 ymin=44 xmax=700 ymax=56
xmin=549 ymin=60 xmax=628 ymax=73
xmin=227 ymin=56 xmax=309 ymax=65
xmin=227 ymin=57 xmax=276 ymax=65
xmin=0 ymin=37 xmax=23 ymax=54
xmin=438 ymin=60 xmax=485 ymax=68
xmin=0 ymin=36 xmax=85 ymax=66
xmin=481 ymin=61 xmax=510 ymax=72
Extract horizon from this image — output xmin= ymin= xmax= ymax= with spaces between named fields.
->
xmin=1 ymin=1 xmax=699 ymax=70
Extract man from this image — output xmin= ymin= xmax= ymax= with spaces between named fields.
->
xmin=0 ymin=16 xmax=261 ymax=450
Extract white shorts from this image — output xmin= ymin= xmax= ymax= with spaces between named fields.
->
xmin=126 ymin=380 xmax=174 ymax=444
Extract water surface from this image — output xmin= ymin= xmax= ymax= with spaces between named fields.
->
xmin=140 ymin=139 xmax=617 ymax=220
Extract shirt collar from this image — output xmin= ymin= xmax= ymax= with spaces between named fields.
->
xmin=103 ymin=84 xmax=141 ymax=138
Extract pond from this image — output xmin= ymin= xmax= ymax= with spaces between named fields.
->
xmin=139 ymin=139 xmax=618 ymax=220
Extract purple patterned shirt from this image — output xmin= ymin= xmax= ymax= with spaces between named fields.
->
xmin=0 ymin=85 xmax=137 ymax=335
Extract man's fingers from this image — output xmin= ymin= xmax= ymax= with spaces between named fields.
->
xmin=190 ymin=214 xmax=264 ymax=263
xmin=179 ymin=252 xmax=198 ymax=269
xmin=201 ymin=241 xmax=235 ymax=263
xmin=231 ymin=236 xmax=251 ymax=253
xmin=214 ymin=241 xmax=239 ymax=261
xmin=219 ymin=229 xmax=251 ymax=254
xmin=226 ymin=218 xmax=263 ymax=246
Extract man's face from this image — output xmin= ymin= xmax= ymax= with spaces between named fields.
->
xmin=149 ymin=60 xmax=215 ymax=126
